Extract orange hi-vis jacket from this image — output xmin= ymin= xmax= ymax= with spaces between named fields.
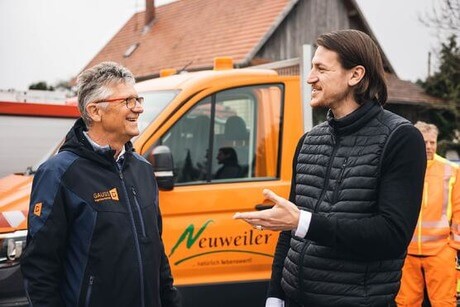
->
xmin=408 ymin=154 xmax=460 ymax=256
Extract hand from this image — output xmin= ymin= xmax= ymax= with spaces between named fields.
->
xmin=233 ymin=189 xmax=300 ymax=231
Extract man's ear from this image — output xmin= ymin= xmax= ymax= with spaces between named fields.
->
xmin=348 ymin=65 xmax=365 ymax=87
xmin=86 ymin=103 xmax=103 ymax=123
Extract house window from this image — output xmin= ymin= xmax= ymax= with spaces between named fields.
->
xmin=123 ymin=43 xmax=139 ymax=58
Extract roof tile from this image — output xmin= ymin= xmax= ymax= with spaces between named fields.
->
xmin=84 ymin=0 xmax=290 ymax=78
xmin=82 ymin=0 xmax=445 ymax=108
xmin=386 ymin=73 xmax=445 ymax=106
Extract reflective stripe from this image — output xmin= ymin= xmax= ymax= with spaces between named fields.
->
xmin=417 ymin=183 xmax=430 ymax=253
xmin=418 ymin=158 xmax=455 ymax=230
xmin=421 ymin=215 xmax=449 ymax=228
xmin=423 ymin=182 xmax=429 ymax=208
xmin=417 ymin=205 xmax=423 ymax=253
xmin=452 ymin=222 xmax=460 ymax=233
xmin=451 ymin=232 xmax=460 ymax=242
xmin=411 ymin=234 xmax=447 ymax=243
xmin=451 ymin=221 xmax=460 ymax=243
xmin=411 ymin=156 xmax=458 ymax=251
xmin=444 ymin=163 xmax=453 ymax=220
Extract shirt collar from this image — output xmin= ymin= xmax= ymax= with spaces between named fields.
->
xmin=83 ymin=131 xmax=125 ymax=161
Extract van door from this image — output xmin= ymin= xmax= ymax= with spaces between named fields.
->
xmin=147 ymin=84 xmax=288 ymax=305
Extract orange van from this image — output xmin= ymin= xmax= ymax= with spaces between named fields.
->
xmin=0 ymin=59 xmax=304 ymax=306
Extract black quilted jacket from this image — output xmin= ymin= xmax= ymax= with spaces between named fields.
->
xmin=268 ymin=101 xmax=426 ymax=307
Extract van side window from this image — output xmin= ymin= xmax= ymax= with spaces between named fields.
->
xmin=213 ymin=85 xmax=283 ymax=182
xmin=159 ymin=85 xmax=282 ymax=185
xmin=159 ymin=97 xmax=212 ymax=184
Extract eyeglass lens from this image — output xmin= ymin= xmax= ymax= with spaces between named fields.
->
xmin=126 ymin=97 xmax=144 ymax=109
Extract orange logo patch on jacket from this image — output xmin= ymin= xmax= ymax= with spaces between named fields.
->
xmin=33 ymin=203 xmax=42 ymax=216
xmin=93 ymin=188 xmax=119 ymax=202
xmin=109 ymin=188 xmax=119 ymax=201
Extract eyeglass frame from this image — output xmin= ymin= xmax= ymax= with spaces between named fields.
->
xmin=92 ymin=96 xmax=144 ymax=110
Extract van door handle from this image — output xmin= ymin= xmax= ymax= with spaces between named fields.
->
xmin=255 ymin=204 xmax=274 ymax=211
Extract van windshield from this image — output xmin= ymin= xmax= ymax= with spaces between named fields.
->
xmin=29 ymin=90 xmax=179 ymax=174
xmin=137 ymin=90 xmax=180 ymax=132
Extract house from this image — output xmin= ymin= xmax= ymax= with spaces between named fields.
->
xmin=81 ymin=0 xmax=446 ymax=122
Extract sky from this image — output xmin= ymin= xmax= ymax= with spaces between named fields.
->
xmin=0 ymin=0 xmax=445 ymax=91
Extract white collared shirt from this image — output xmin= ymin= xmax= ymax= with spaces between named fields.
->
xmin=82 ymin=131 xmax=125 ymax=163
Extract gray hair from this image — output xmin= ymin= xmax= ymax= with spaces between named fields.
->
xmin=76 ymin=61 xmax=135 ymax=126
xmin=414 ymin=121 xmax=439 ymax=136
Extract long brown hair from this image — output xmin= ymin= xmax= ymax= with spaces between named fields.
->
xmin=316 ymin=30 xmax=387 ymax=105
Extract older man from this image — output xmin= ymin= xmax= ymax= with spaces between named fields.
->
xmin=396 ymin=121 xmax=460 ymax=307
xmin=21 ymin=62 xmax=181 ymax=307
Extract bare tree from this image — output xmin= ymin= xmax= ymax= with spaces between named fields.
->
xmin=419 ymin=0 xmax=460 ymax=33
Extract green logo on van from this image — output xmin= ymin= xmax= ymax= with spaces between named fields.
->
xmin=169 ymin=219 xmax=274 ymax=265
xmin=168 ymin=219 xmax=214 ymax=257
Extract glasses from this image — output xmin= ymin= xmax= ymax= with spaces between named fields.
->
xmin=94 ymin=96 xmax=144 ymax=110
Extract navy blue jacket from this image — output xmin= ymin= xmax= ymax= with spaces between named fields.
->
xmin=21 ymin=119 xmax=181 ymax=307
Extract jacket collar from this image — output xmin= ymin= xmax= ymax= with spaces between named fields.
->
xmin=327 ymin=101 xmax=382 ymax=136
xmin=59 ymin=118 xmax=134 ymax=167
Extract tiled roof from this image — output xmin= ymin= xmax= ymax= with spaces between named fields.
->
xmin=82 ymin=0 xmax=445 ymax=109
xmin=83 ymin=0 xmax=292 ymax=80
xmin=385 ymin=73 xmax=445 ymax=107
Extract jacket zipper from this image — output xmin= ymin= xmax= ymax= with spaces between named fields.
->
xmin=131 ymin=187 xmax=147 ymax=237
xmin=332 ymin=157 xmax=348 ymax=204
xmin=85 ymin=276 xmax=94 ymax=307
xmin=118 ymin=170 xmax=145 ymax=307
xmin=297 ymin=135 xmax=340 ymax=302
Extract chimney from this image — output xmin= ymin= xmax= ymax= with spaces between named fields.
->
xmin=145 ymin=0 xmax=155 ymax=26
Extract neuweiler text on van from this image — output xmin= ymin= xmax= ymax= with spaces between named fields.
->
xmin=198 ymin=229 xmax=272 ymax=248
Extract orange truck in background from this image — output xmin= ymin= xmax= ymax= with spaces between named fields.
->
xmin=0 ymin=58 xmax=305 ymax=306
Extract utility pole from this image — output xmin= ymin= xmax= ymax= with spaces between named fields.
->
xmin=427 ymin=51 xmax=431 ymax=78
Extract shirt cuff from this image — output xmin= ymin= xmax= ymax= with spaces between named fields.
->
xmin=294 ymin=210 xmax=312 ymax=238
xmin=266 ymin=297 xmax=285 ymax=307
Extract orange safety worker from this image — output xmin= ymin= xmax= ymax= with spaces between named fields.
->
xmin=396 ymin=121 xmax=460 ymax=307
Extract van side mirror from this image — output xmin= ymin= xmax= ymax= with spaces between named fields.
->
xmin=150 ymin=145 xmax=174 ymax=191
